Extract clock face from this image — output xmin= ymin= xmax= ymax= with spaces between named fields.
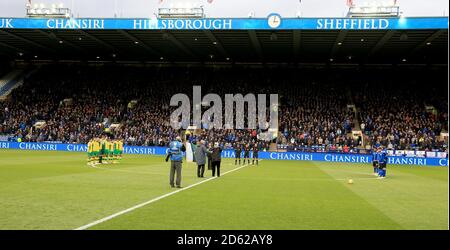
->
xmin=268 ymin=15 xmax=281 ymax=28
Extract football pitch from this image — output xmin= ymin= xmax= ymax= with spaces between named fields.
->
xmin=0 ymin=150 xmax=447 ymax=230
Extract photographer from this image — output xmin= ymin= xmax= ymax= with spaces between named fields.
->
xmin=166 ymin=136 xmax=186 ymax=188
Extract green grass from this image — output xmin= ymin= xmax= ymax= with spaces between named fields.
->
xmin=0 ymin=149 xmax=447 ymax=230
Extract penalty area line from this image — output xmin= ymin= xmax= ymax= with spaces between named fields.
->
xmin=74 ymin=160 xmax=258 ymax=230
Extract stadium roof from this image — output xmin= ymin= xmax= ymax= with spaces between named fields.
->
xmin=0 ymin=17 xmax=448 ymax=64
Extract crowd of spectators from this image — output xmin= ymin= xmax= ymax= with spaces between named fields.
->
xmin=0 ymin=65 xmax=447 ymax=152
xmin=277 ymin=81 xmax=356 ymax=151
xmin=355 ymin=84 xmax=447 ymax=151
xmin=352 ymin=68 xmax=448 ymax=151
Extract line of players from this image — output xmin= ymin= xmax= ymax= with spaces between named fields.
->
xmin=87 ymin=136 xmax=124 ymax=165
xmin=372 ymin=146 xmax=388 ymax=178
xmin=234 ymin=143 xmax=260 ymax=166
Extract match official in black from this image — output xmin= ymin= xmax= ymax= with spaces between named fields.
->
xmin=234 ymin=142 xmax=242 ymax=165
xmin=210 ymin=142 xmax=223 ymax=177
xmin=252 ymin=144 xmax=259 ymax=165
xmin=194 ymin=140 xmax=207 ymax=178
xmin=243 ymin=143 xmax=251 ymax=165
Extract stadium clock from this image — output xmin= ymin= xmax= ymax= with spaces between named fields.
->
xmin=267 ymin=13 xmax=282 ymax=29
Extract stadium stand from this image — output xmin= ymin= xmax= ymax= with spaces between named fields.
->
xmin=0 ymin=64 xmax=447 ymax=152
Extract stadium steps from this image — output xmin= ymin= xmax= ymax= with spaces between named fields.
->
xmin=345 ymin=86 xmax=361 ymax=131
xmin=270 ymin=142 xmax=280 ymax=152
xmin=0 ymin=69 xmax=22 ymax=88
xmin=352 ymin=107 xmax=361 ymax=131
xmin=0 ymin=69 xmax=33 ymax=100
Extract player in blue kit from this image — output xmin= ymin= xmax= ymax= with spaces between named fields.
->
xmin=372 ymin=147 xmax=380 ymax=176
xmin=378 ymin=147 xmax=388 ymax=179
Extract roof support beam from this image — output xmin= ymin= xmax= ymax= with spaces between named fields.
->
xmin=0 ymin=47 xmax=15 ymax=58
xmin=329 ymin=30 xmax=348 ymax=58
xmin=293 ymin=30 xmax=301 ymax=60
xmin=35 ymin=30 xmax=85 ymax=53
xmin=76 ymin=30 xmax=116 ymax=52
xmin=162 ymin=31 xmax=196 ymax=59
xmin=367 ymin=30 xmax=395 ymax=57
xmin=0 ymin=30 xmax=56 ymax=54
xmin=409 ymin=29 xmax=445 ymax=55
xmin=117 ymin=30 xmax=161 ymax=57
xmin=203 ymin=30 xmax=229 ymax=59
xmin=0 ymin=41 xmax=25 ymax=54
xmin=248 ymin=30 xmax=263 ymax=60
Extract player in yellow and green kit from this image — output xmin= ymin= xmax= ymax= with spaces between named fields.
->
xmin=118 ymin=140 xmax=123 ymax=160
xmin=104 ymin=138 xmax=110 ymax=163
xmin=107 ymin=138 xmax=113 ymax=162
xmin=90 ymin=136 xmax=123 ymax=164
xmin=112 ymin=140 xmax=118 ymax=163
xmin=87 ymin=139 xmax=92 ymax=163
xmin=92 ymin=138 xmax=100 ymax=161
xmin=99 ymin=137 xmax=106 ymax=164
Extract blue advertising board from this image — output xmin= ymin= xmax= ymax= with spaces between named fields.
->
xmin=0 ymin=16 xmax=448 ymax=30
xmin=0 ymin=141 xmax=447 ymax=167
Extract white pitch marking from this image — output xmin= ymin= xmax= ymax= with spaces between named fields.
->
xmin=336 ymin=177 xmax=383 ymax=181
xmin=87 ymin=163 xmax=169 ymax=175
xmin=75 ymin=160 xmax=260 ymax=230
